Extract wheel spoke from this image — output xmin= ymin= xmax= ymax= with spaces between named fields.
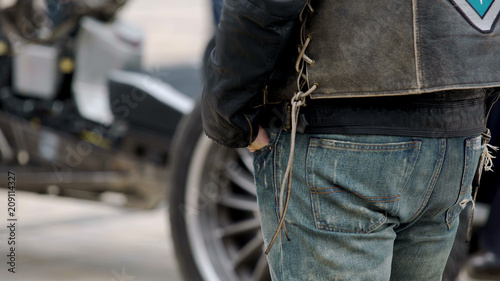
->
xmin=233 ymin=235 xmax=263 ymax=270
xmin=183 ymin=135 xmax=271 ymax=281
xmin=216 ymin=218 xmax=261 ymax=238
xmin=237 ymin=149 xmax=255 ymax=174
xmin=226 ymin=160 xmax=257 ymax=196
xmin=217 ymin=194 xmax=258 ymax=211
xmin=252 ymin=253 xmax=270 ymax=281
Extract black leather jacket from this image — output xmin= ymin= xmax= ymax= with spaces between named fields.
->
xmin=202 ymin=0 xmax=500 ymax=148
xmin=202 ymin=0 xmax=307 ymax=148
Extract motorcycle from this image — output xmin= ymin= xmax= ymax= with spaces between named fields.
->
xmin=0 ymin=0 xmax=191 ymax=209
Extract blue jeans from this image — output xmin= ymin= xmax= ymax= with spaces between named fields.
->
xmin=253 ymin=130 xmax=482 ymax=281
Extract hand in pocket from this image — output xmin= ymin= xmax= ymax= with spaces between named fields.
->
xmin=247 ymin=126 xmax=270 ymax=152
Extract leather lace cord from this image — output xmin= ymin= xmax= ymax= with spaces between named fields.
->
xmin=265 ymin=0 xmax=318 ymax=255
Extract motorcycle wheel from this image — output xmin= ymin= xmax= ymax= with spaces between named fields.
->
xmin=168 ymin=101 xmax=272 ymax=281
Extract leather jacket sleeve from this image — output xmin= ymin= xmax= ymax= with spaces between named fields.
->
xmin=201 ymin=0 xmax=306 ymax=148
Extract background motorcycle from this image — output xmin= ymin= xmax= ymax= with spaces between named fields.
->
xmin=0 ymin=0 xmax=192 ymax=209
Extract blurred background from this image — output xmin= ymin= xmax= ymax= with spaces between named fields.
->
xmin=120 ymin=0 xmax=211 ymax=68
xmin=0 ymin=0 xmax=211 ymax=280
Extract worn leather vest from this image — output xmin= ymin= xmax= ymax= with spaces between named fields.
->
xmin=271 ymin=0 xmax=500 ymax=100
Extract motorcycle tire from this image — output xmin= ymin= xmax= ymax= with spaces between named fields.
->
xmin=168 ymin=101 xmax=271 ymax=281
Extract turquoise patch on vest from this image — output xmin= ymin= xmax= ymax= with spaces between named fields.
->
xmin=467 ymin=0 xmax=495 ymax=17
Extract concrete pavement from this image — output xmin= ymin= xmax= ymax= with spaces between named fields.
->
xmin=0 ymin=190 xmax=181 ymax=281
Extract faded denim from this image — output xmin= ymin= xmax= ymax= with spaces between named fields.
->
xmin=253 ymin=129 xmax=483 ymax=280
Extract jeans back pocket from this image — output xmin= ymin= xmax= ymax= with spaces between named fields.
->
xmin=307 ymin=137 xmax=421 ymax=233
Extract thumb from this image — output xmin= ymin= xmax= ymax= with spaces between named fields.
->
xmin=247 ymin=126 xmax=270 ymax=152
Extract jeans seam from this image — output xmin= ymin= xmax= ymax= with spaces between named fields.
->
xmin=313 ymin=140 xmax=420 ymax=151
xmin=310 ymin=189 xmax=401 ymax=203
xmin=459 ymin=186 xmax=472 ymax=195
xmin=270 ymin=129 xmax=285 ymax=281
xmin=408 ymin=138 xmax=446 ymax=223
xmin=310 ymin=186 xmax=343 ymax=191
xmin=273 ymin=130 xmax=282 ymax=221
xmin=395 ymin=140 xmax=422 ymax=216
xmin=306 ymin=139 xmax=322 ymax=228
xmin=460 ymin=139 xmax=472 ymax=194
xmin=315 ymin=145 xmax=421 ymax=151
xmin=460 ymin=137 xmax=480 ymax=193
xmin=317 ymin=213 xmax=388 ymax=233
xmin=279 ymin=234 xmax=284 ymax=281
xmin=310 ymin=190 xmax=344 ymax=194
